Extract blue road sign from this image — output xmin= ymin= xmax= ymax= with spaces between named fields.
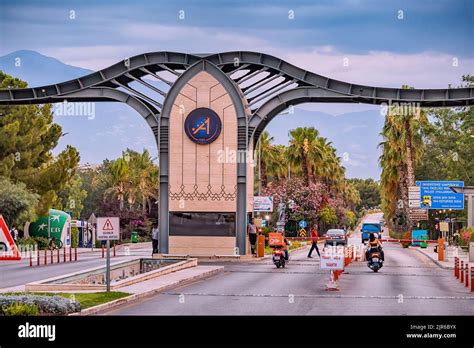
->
xmin=298 ymin=220 xmax=307 ymax=228
xmin=417 ymin=181 xmax=464 ymax=210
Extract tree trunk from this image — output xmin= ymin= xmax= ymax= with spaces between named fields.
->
xmin=302 ymin=151 xmax=309 ymax=186
xmin=260 ymin=159 xmax=268 ymax=188
xmin=404 ymin=119 xmax=416 ymax=187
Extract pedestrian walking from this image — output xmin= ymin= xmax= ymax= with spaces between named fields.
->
xmin=307 ymin=224 xmax=320 ymax=258
xmin=151 ymin=222 xmax=159 ymax=254
xmin=247 ymin=218 xmax=257 ymax=255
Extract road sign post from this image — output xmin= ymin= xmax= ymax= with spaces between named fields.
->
xmin=97 ymin=217 xmax=120 ymax=292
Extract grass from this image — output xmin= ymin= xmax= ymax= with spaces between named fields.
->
xmin=5 ymin=292 xmax=130 ymax=309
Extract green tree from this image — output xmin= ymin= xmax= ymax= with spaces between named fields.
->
xmin=0 ymin=176 xmax=39 ymax=227
xmin=57 ymin=173 xmax=88 ymax=219
xmin=347 ymin=178 xmax=380 ymax=210
xmin=0 ymin=72 xmax=80 ymax=215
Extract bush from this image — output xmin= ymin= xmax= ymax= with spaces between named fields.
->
xmin=16 ymin=237 xmax=37 ymax=247
xmin=2 ymin=302 xmax=39 ymax=316
xmin=0 ymin=295 xmax=81 ymax=315
xmin=32 ymin=236 xmax=49 ymax=250
xmin=400 ymin=231 xmax=411 ymax=248
xmin=71 ymin=227 xmax=79 ymax=248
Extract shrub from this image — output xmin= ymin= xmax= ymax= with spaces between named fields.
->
xmin=2 ymin=302 xmax=39 ymax=316
xmin=0 ymin=295 xmax=81 ymax=315
xmin=32 ymin=237 xmax=49 ymax=250
xmin=16 ymin=237 xmax=37 ymax=247
xmin=71 ymin=227 xmax=79 ymax=248
xmin=400 ymin=231 xmax=411 ymax=248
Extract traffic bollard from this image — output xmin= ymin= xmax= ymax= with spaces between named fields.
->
xmin=437 ymin=238 xmax=444 ymax=261
xmin=63 ymin=248 xmax=66 ymax=262
xmin=44 ymin=250 xmax=47 ymax=265
xmin=29 ymin=254 xmax=32 ymax=267
xmin=465 ymin=264 xmax=469 ymax=288
xmin=75 ymin=247 xmax=77 ymax=262
xmin=113 ymin=243 xmax=116 ymax=257
xmin=102 ymin=245 xmax=104 ymax=258
xmin=460 ymin=261 xmax=464 ymax=283
xmin=69 ymin=247 xmax=72 ymax=262
xmin=471 ymin=267 xmax=474 ymax=292
xmin=57 ymin=249 xmax=60 ymax=263
xmin=37 ymin=252 xmax=40 ymax=266
xmin=50 ymin=249 xmax=53 ymax=264
xmin=456 ymin=257 xmax=459 ymax=278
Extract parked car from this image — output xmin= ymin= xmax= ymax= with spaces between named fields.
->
xmin=324 ymin=229 xmax=347 ymax=246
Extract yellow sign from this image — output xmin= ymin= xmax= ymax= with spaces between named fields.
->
xmin=299 ymin=228 xmax=307 ymax=237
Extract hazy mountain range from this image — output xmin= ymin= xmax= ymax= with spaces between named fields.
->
xmin=0 ymin=50 xmax=384 ymax=179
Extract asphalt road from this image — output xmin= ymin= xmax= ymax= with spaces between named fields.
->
xmin=104 ymin=215 xmax=474 ymax=315
xmin=0 ymin=248 xmax=152 ymax=289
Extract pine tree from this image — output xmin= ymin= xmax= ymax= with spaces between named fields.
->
xmin=0 ymin=71 xmax=80 ymax=215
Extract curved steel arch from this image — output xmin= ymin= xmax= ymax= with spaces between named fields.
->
xmin=1 ymin=50 xmax=473 ymax=255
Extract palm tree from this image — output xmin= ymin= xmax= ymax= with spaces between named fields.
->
xmin=256 ymin=131 xmax=281 ymax=189
xmin=287 ymin=127 xmax=325 ymax=185
xmin=105 ymin=157 xmax=129 ymax=210
xmin=379 ymin=100 xmax=427 ymax=232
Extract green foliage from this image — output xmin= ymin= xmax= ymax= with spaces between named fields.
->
xmin=32 ymin=236 xmax=49 ymax=250
xmin=57 ymin=174 xmax=88 ymax=219
xmin=319 ymin=205 xmax=338 ymax=225
xmin=347 ymin=178 xmax=380 ymax=210
xmin=16 ymin=237 xmax=37 ymax=247
xmin=16 ymin=236 xmax=49 ymax=250
xmin=2 ymin=302 xmax=39 ymax=316
xmin=0 ymin=71 xmax=80 ymax=219
xmin=345 ymin=209 xmax=356 ymax=229
xmin=71 ymin=227 xmax=79 ymax=248
xmin=0 ymin=176 xmax=38 ymax=227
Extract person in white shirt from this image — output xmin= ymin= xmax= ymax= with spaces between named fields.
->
xmin=151 ymin=222 xmax=159 ymax=254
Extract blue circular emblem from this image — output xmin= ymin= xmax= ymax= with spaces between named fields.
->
xmin=184 ymin=107 xmax=222 ymax=145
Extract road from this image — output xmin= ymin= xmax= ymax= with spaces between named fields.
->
xmin=0 ymin=246 xmax=152 ymax=289
xmin=104 ymin=214 xmax=474 ymax=315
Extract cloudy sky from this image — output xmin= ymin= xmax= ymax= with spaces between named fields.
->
xmin=0 ymin=0 xmax=473 ymax=177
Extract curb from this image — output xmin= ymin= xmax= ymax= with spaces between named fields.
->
xmin=70 ymin=266 xmax=224 ymax=316
xmin=413 ymin=247 xmax=451 ymax=270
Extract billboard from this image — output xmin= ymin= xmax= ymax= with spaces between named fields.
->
xmin=417 ymin=181 xmax=464 ymax=210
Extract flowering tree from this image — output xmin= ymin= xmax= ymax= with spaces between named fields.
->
xmin=263 ymin=177 xmax=326 ymax=227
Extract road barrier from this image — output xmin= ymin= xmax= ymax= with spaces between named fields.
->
xmin=29 ymin=248 xmax=78 ymax=267
xmin=471 ymin=267 xmax=474 ymax=292
xmin=454 ymin=257 xmax=459 ymax=279
xmin=465 ymin=264 xmax=469 ymax=288
xmin=452 ymin=257 xmax=472 ymax=292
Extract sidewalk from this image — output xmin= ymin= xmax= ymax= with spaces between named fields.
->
xmin=72 ymin=265 xmax=223 ymax=315
xmin=414 ymin=244 xmax=469 ymax=269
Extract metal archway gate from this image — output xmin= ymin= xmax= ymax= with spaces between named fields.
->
xmin=1 ymin=51 xmax=473 ymax=255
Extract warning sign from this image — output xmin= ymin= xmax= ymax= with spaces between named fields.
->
xmin=0 ymin=215 xmax=21 ymax=260
xmin=97 ymin=217 xmax=120 ymax=240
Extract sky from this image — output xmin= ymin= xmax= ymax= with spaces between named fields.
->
xmin=0 ymin=0 xmax=473 ymax=178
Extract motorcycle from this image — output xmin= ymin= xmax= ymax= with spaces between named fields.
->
xmin=272 ymin=246 xmax=288 ymax=268
xmin=367 ymin=247 xmax=383 ymax=272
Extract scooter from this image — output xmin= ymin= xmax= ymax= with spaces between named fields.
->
xmin=272 ymin=246 xmax=288 ymax=268
xmin=367 ymin=247 xmax=383 ymax=272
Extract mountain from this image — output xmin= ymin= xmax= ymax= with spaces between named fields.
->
xmin=0 ymin=50 xmax=92 ymax=87
xmin=0 ymin=50 xmax=383 ymax=178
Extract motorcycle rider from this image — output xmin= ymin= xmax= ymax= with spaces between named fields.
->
xmin=365 ymin=232 xmax=384 ymax=261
